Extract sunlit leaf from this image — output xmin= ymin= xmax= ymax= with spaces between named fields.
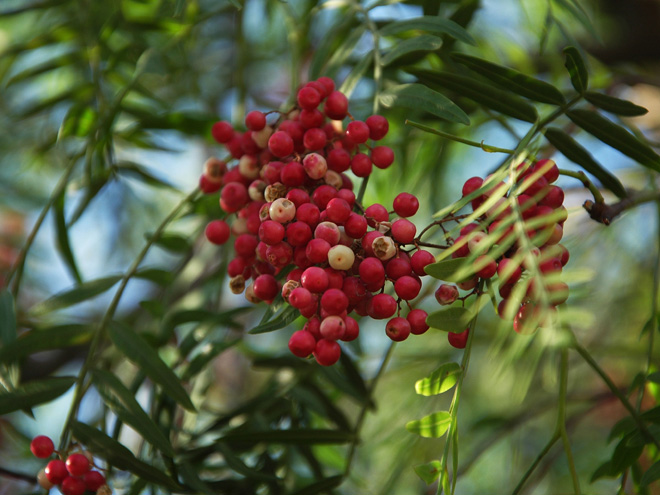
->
xmin=109 ymin=322 xmax=196 ymax=412
xmin=379 ymin=16 xmax=476 ymax=45
xmin=452 ymin=53 xmax=565 ymax=105
xmin=379 ymin=84 xmax=470 ymax=125
xmin=381 ymin=35 xmax=444 ymax=66
xmin=0 ymin=377 xmax=76 ymax=414
xmin=415 ymin=362 xmax=462 ymax=396
xmin=425 ymin=258 xmax=470 ymax=282
xmin=406 ymin=411 xmax=452 ymax=438
xmin=566 ymin=109 xmax=660 ymax=172
xmin=30 ymin=275 xmax=122 ymax=315
xmin=563 ymin=46 xmax=588 ymax=93
xmin=544 ymin=127 xmax=627 ymax=198
xmin=583 ymin=91 xmax=648 ymax=117
xmin=414 ymin=460 xmax=442 ymax=485
xmin=426 ymin=307 xmax=473 ymax=332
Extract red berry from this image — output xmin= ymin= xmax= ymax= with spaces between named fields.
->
xmin=303 ymin=128 xmax=327 ymax=151
xmin=386 ymin=317 xmax=411 ymax=342
xmin=371 ymin=146 xmax=394 ymax=169
xmin=393 ymin=192 xmax=419 ymax=218
xmin=475 ymin=255 xmax=497 ymax=279
xmin=83 ymin=471 xmax=106 ymax=492
xmin=297 ymin=86 xmax=322 ymax=110
xmin=342 ymin=316 xmax=360 ymax=341
xmin=289 ymin=330 xmax=317 ymax=357
xmin=391 ymin=218 xmax=417 ymax=245
xmin=350 ymin=153 xmax=372 ymax=177
xmin=361 ymin=231 xmax=382 ymax=257
xmin=462 ymin=176 xmax=484 ymax=197
xmin=325 ymin=198 xmax=351 ymax=224
xmin=346 ymin=121 xmax=370 ymax=144
xmin=314 ymin=339 xmax=341 ymax=366
xmin=365 ymin=115 xmax=389 ymax=140
xmin=266 ymin=241 xmax=293 ymax=268
xmin=66 ymin=453 xmax=91 ymax=477
xmin=367 ymin=293 xmax=397 ymax=319
xmin=286 ymin=221 xmax=313 ymax=247
xmin=245 ymin=110 xmax=266 ymax=131
xmin=253 ymin=274 xmax=279 ymax=301
xmin=323 ymin=91 xmax=348 ymax=120
xmin=386 ymin=257 xmax=412 ymax=280
xmin=205 ymin=220 xmax=231 ymax=245
xmin=234 ymin=234 xmax=258 ymax=258
xmin=259 ymin=220 xmax=285 ymax=245
xmin=364 ymin=203 xmax=389 ymax=227
xmin=497 ymin=258 xmax=522 ymax=285
xmin=320 ymin=315 xmax=346 ymax=340
xmin=435 ymin=284 xmax=459 ymax=305
xmin=344 ymin=212 xmax=368 ymax=239
xmin=301 ymin=266 xmax=330 ymax=293
xmin=300 ymin=108 xmax=325 ymax=129
xmin=297 ymin=202 xmax=321 ymax=227
xmin=394 ymin=275 xmax=421 ymax=300
xmin=211 ymin=121 xmax=234 ymax=143
xmin=311 ymin=184 xmax=337 ymax=210
xmin=321 ymin=288 xmax=349 ymax=315
xmin=45 ymin=459 xmax=68 ymax=484
xmin=30 ymin=435 xmax=54 ymax=459
xmin=61 ymin=476 xmax=87 ymax=495
xmin=220 ymin=182 xmax=249 ymax=213
xmin=316 ymin=76 xmax=336 ymax=95
xmin=268 ymin=131 xmax=295 ymax=158
xmin=410 ymin=249 xmax=435 ymax=276
xmin=407 ymin=309 xmax=429 ymax=335
xmin=533 ymin=159 xmax=559 ymax=183
xmin=327 ymin=148 xmax=351 ymax=173
xmin=359 ymin=257 xmax=385 ymax=284
xmin=448 ymin=328 xmax=469 ymax=349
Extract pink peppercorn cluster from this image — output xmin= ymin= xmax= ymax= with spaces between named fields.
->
xmin=437 ymin=158 xmax=570 ymax=344
xmin=29 ymin=435 xmax=109 ymax=495
xmin=201 ymin=78 xmax=434 ymax=366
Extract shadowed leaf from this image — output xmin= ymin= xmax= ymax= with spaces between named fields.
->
xmin=0 ymin=377 xmax=76 ymax=414
xmin=379 ymin=84 xmax=470 ymax=125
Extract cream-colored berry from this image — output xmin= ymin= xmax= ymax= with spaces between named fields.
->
xmin=269 ymin=198 xmax=296 ymax=223
xmin=327 ymin=244 xmax=355 ymax=270
xmin=372 ymin=236 xmax=396 ymax=260
xmin=252 ymin=125 xmax=273 ymax=148
xmin=238 ymin=154 xmax=260 ymax=179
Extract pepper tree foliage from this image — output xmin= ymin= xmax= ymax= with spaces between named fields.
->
xmin=0 ymin=0 xmax=660 ymax=494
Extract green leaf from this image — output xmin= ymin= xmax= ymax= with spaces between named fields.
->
xmin=70 ymin=421 xmax=181 ymax=490
xmin=414 ymin=460 xmax=442 ymax=485
xmin=590 ymin=460 xmax=617 ymax=482
xmin=323 ymin=24 xmax=367 ymax=80
xmin=379 ymin=84 xmax=470 ymax=125
xmin=381 ymin=35 xmax=444 ymax=67
xmin=149 ymin=233 xmax=192 ymax=253
xmin=289 ymin=476 xmax=344 ymax=495
xmin=451 ymin=53 xmax=566 ymax=105
xmin=215 ymin=443 xmax=279 ymax=482
xmin=426 ymin=307 xmax=473 ymax=333
xmin=183 ymin=340 xmax=240 ymax=380
xmin=566 ymin=109 xmax=660 ymax=172
xmin=641 ymin=460 xmax=660 ymax=487
xmin=544 ymin=127 xmax=627 ymax=198
xmin=563 ymin=46 xmax=588 ymax=93
xmin=406 ymin=68 xmax=537 ymax=123
xmin=424 ymin=258 xmax=470 ymax=282
xmin=109 ymin=322 xmax=196 ymax=412
xmin=415 ymin=362 xmax=462 ymax=396
xmin=91 ymin=369 xmax=175 ymax=457
xmin=553 ymin=0 xmax=601 ymax=42
xmin=338 ymin=53 xmax=372 ymax=98
xmin=30 ymin=275 xmax=122 ymax=315
xmin=648 ymin=372 xmax=660 ymax=384
xmin=220 ymin=428 xmax=354 ymax=445
xmin=0 ymin=325 xmax=92 ymax=364
xmin=0 ymin=376 xmax=76 ymax=414
xmin=379 ymin=16 xmax=476 ymax=45
xmin=406 ymin=411 xmax=452 ymax=438
xmin=611 ymin=434 xmax=644 ymax=473
xmin=115 ymin=162 xmax=177 ymax=190
xmin=0 ymin=290 xmax=17 ymax=347
xmin=249 ymin=305 xmax=300 ymax=334
xmin=134 ymin=268 xmax=174 ymax=286
xmin=583 ymin=91 xmax=648 ymax=117
xmin=642 ymin=406 xmax=660 ymax=424
xmin=54 ymin=192 xmax=82 ymax=284
xmin=309 ymin=16 xmax=360 ymax=80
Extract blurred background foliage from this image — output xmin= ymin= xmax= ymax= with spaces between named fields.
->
xmin=0 ymin=0 xmax=659 ymax=494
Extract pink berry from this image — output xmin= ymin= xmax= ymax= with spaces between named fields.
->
xmin=66 ymin=453 xmax=91 ymax=477
xmin=30 ymin=435 xmax=54 ymax=459
xmin=270 ymin=198 xmax=297 ymax=223
xmin=268 ymin=131 xmax=295 ymax=158
xmin=365 ymin=115 xmax=389 ymax=140
xmin=448 ymin=328 xmax=469 ymax=349
xmin=314 ymin=339 xmax=341 ymax=366
xmin=302 ymin=152 xmax=328 ymax=180
xmin=245 ymin=111 xmax=266 ymax=131
xmin=346 ymin=121 xmax=370 ymax=144
xmin=407 ymin=309 xmax=429 ymax=335
xmin=314 ymin=221 xmax=341 ymax=246
xmin=323 ymin=91 xmax=348 ymax=120
xmin=386 ymin=317 xmax=411 ymax=342
xmin=320 ymin=315 xmax=346 ymax=340
xmin=393 ymin=193 xmax=419 ymax=217
xmin=289 ymin=330 xmax=317 ymax=357
xmin=435 ymin=284 xmax=459 ymax=305
xmin=211 ymin=121 xmax=234 ymax=143
xmin=391 ymin=218 xmax=417 ymax=245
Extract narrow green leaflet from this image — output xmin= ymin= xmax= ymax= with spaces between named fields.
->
xmin=150 ymin=233 xmax=192 ymax=253
xmin=648 ymin=372 xmax=660 ymax=384
xmin=566 ymin=109 xmax=660 ymax=172
xmin=425 ymin=258 xmax=469 ymax=282
xmin=415 ymin=362 xmax=462 ymax=396
xmin=381 ymin=35 xmax=444 ymax=67
xmin=0 ymin=376 xmax=76 ymax=414
xmin=322 ymin=24 xmax=367 ymax=79
xmin=91 ymin=369 xmax=175 ymax=457
xmin=249 ymin=305 xmax=300 ymax=334
xmin=0 ymin=290 xmax=17 ymax=347
xmin=563 ymin=46 xmax=588 ymax=93
xmin=109 ymin=322 xmax=196 ymax=412
xmin=219 ymin=429 xmax=354 ymax=445
xmin=54 ymin=192 xmax=82 ymax=284
xmin=216 ymin=443 xmax=279 ymax=482
xmin=134 ymin=268 xmax=174 ymax=286
xmin=406 ymin=68 xmax=537 ymax=123
xmin=544 ymin=127 xmax=627 ymax=198
xmin=339 ymin=53 xmax=372 ymax=98
xmin=406 ymin=411 xmax=452 ymax=438
xmin=0 ymin=325 xmax=91 ymax=364
xmin=115 ymin=162 xmax=177 ymax=190
xmin=379 ymin=16 xmax=476 ymax=45
xmin=641 ymin=460 xmax=660 ymax=487
xmin=309 ymin=16 xmax=359 ymax=80
xmin=583 ymin=91 xmax=648 ymax=117
xmin=30 ymin=275 xmax=122 ymax=315
xmin=426 ymin=307 xmax=473 ymax=333
xmin=70 ymin=421 xmax=181 ymax=490
xmin=414 ymin=460 xmax=442 ymax=485
xmin=289 ymin=476 xmax=344 ymax=495
xmin=379 ymin=84 xmax=470 ymax=125
xmin=452 ymin=53 xmax=566 ymax=105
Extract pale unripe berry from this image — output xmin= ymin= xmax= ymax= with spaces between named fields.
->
xmin=314 ymin=221 xmax=341 ymax=246
xmin=269 ymin=198 xmax=296 ymax=223
xmin=324 ymin=170 xmax=343 ymax=189
xmin=203 ymin=157 xmax=227 ymax=182
xmin=320 ymin=315 xmax=346 ymax=340
xmin=245 ymin=284 xmax=260 ymax=304
xmin=231 ymin=217 xmax=249 ymax=236
xmin=238 ymin=154 xmax=260 ymax=179
xmin=303 ymin=153 xmax=328 ymax=180
xmin=328 ymin=244 xmax=355 ymax=270
xmin=252 ymin=125 xmax=273 ymax=148
xmin=467 ymin=231 xmax=489 ymax=254
xmin=38 ymin=469 xmax=54 ymax=489
xmin=435 ymin=284 xmax=459 ymax=305
xmin=248 ymin=180 xmax=266 ymax=201
xmin=372 ymin=235 xmax=397 ymax=261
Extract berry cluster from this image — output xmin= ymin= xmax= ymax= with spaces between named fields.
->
xmin=201 ymin=78 xmax=434 ymax=366
xmin=439 ymin=158 xmax=569 ymax=342
xmin=29 ymin=435 xmax=109 ymax=495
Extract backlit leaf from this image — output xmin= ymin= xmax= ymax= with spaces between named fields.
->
xmin=426 ymin=307 xmax=473 ymax=333
xmin=406 ymin=411 xmax=452 ymax=438
xmin=249 ymin=305 xmax=300 ymax=334
xmin=415 ymin=362 xmax=462 ymax=396
xmin=563 ymin=46 xmax=588 ymax=93
xmin=414 ymin=460 xmax=442 ymax=485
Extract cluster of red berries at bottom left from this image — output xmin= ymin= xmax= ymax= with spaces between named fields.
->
xmin=30 ymin=435 xmax=109 ymax=495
